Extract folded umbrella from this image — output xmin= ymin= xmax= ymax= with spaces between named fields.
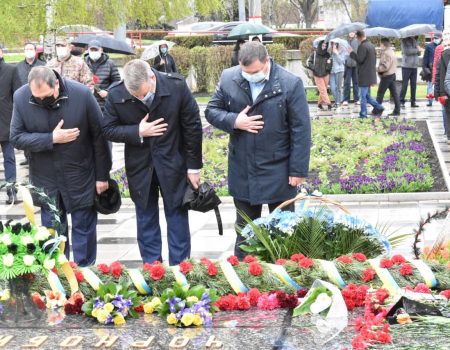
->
xmin=325 ymin=22 xmax=368 ymax=41
xmin=399 ymin=24 xmax=437 ymax=38
xmin=365 ymin=27 xmax=401 ymax=38
xmin=227 ymin=23 xmax=271 ymax=40
xmin=71 ymin=34 xmax=134 ymax=55
xmin=141 ymin=40 xmax=176 ymax=61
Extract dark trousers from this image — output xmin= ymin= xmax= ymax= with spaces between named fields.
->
xmin=41 ymin=196 xmax=98 ymax=267
xmin=135 ymin=172 xmax=190 ymax=266
xmin=445 ymin=101 xmax=450 ymax=139
xmin=343 ymin=66 xmax=359 ymax=102
xmin=234 ymin=198 xmax=295 ymax=259
xmin=399 ymin=67 xmax=417 ymax=104
xmin=376 ymin=74 xmax=401 ymax=114
xmin=0 ymin=141 xmax=16 ymax=182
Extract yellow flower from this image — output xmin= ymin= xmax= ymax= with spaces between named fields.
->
xmin=397 ymin=313 xmax=412 ymax=324
xmin=113 ymin=314 xmax=126 ymax=326
xmin=193 ymin=313 xmax=203 ymax=326
xmin=143 ymin=303 xmax=154 ymax=314
xmin=96 ymin=309 xmax=110 ymax=323
xmin=181 ymin=313 xmax=194 ymax=327
xmin=150 ymin=297 xmax=162 ymax=308
xmin=186 ymin=296 xmax=199 ymax=304
xmin=167 ymin=313 xmax=178 ymax=325
xmin=104 ymin=303 xmax=114 ymax=313
xmin=0 ymin=289 xmax=10 ymax=301
xmin=92 ymin=308 xmax=98 ymax=317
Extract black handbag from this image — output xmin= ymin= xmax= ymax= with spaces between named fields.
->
xmin=182 ymin=183 xmax=223 ymax=235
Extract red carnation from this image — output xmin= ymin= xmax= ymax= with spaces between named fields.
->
xmin=243 ymin=255 xmax=256 ymax=263
xmin=75 ymin=271 xmax=84 ymax=283
xmin=110 ymin=261 xmax=123 ymax=278
xmin=207 ymin=263 xmax=218 ymax=276
xmin=227 ymin=255 xmax=239 ymax=266
xmin=391 ymin=255 xmax=406 ymax=265
xmin=297 ymin=288 xmax=308 ymax=298
xmin=92 ymin=74 xmax=100 ymax=85
xmin=64 ymin=292 xmax=84 ymax=315
xmin=379 ymin=258 xmax=393 ymax=269
xmin=248 ymin=262 xmax=263 ymax=276
xmin=143 ymin=263 xmax=152 ymax=273
xmin=31 ymin=292 xmax=46 ymax=310
xmin=352 ymin=253 xmax=367 ymax=262
xmin=290 ymin=253 xmax=305 ymax=262
xmin=299 ymin=258 xmax=314 ymax=269
xmin=362 ymin=268 xmax=376 ymax=282
xmin=375 ymin=288 xmax=390 ymax=304
xmin=338 ymin=255 xmax=353 ymax=264
xmin=179 ymin=261 xmax=193 ymax=274
xmin=200 ymin=257 xmax=211 ymax=266
xmin=150 ymin=264 xmax=165 ymax=280
xmin=236 ymin=296 xmax=251 ymax=310
xmin=274 ymin=291 xmax=298 ymax=308
xmin=439 ymin=290 xmax=450 ymax=299
xmin=414 ymin=283 xmax=431 ymax=294
xmin=97 ymin=263 xmax=110 ymax=274
xmin=69 ymin=261 xmax=78 ymax=269
xmin=216 ymin=295 xmax=237 ymax=311
xmin=248 ymin=288 xmax=262 ymax=306
xmin=275 ymin=259 xmax=287 ymax=265
xmin=399 ymin=263 xmax=413 ymax=276
xmin=134 ymin=304 xmax=144 ymax=313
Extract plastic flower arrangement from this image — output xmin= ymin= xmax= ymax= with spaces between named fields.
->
xmin=82 ymin=282 xmax=140 ymax=325
xmin=422 ymin=241 xmax=450 ymax=264
xmin=155 ymin=283 xmax=218 ymax=327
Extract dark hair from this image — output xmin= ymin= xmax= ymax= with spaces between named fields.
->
xmin=238 ymin=42 xmax=268 ymax=66
xmin=24 ymin=42 xmax=36 ymax=49
xmin=380 ymin=38 xmax=390 ymax=46
xmin=233 ymin=39 xmax=245 ymax=52
xmin=28 ymin=66 xmax=57 ymax=88
xmin=356 ymin=30 xmax=365 ymax=39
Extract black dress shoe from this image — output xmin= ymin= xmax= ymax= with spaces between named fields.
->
xmin=19 ymin=159 xmax=28 ymax=166
xmin=390 ymin=112 xmax=401 ymax=116
xmin=426 ymin=102 xmax=433 ymax=107
xmin=400 ymin=103 xmax=405 ymax=108
xmin=6 ymin=190 xmax=17 ymax=205
xmin=411 ymin=104 xmax=420 ymax=108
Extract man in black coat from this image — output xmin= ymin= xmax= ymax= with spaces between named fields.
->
xmin=435 ymin=30 xmax=450 ymax=144
xmin=85 ymin=40 xmax=121 ymax=111
xmin=349 ymin=30 xmax=384 ymax=118
xmin=10 ymin=66 xmax=112 ymax=266
xmin=205 ymin=42 xmax=311 ymax=259
xmin=153 ymin=44 xmax=177 ymax=73
xmin=13 ymin=43 xmax=45 ymax=90
xmin=102 ymin=59 xmax=202 ymax=265
xmin=0 ymin=46 xmax=18 ymax=204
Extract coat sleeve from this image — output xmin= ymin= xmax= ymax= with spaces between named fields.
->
xmin=10 ymin=96 xmax=53 ymax=152
xmin=108 ymin=61 xmax=121 ymax=86
xmin=377 ymin=52 xmax=392 ymax=73
xmin=444 ymin=62 xmax=450 ymax=97
xmin=85 ymin=88 xmax=112 ymax=181
xmin=102 ymin=93 xmax=142 ymax=146
xmin=422 ymin=46 xmax=431 ymax=68
xmin=350 ymin=45 xmax=367 ymax=65
xmin=204 ymin=72 xmax=239 ymax=134
xmin=402 ymin=40 xmax=420 ymax=56
xmin=12 ymin=66 xmax=22 ymax=92
xmin=153 ymin=56 xmax=162 ymax=70
xmin=179 ymin=80 xmax=202 ymax=169
xmin=171 ymin=55 xmax=177 ymax=73
xmin=286 ymin=78 xmax=311 ymax=178
xmin=435 ymin=58 xmax=442 ymax=97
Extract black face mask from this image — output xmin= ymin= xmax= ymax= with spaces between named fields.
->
xmin=35 ymin=95 xmax=57 ymax=108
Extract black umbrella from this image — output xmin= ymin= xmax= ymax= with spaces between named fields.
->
xmin=71 ymin=34 xmax=134 ymax=55
xmin=365 ymin=27 xmax=401 ymax=38
xmin=325 ymin=22 xmax=368 ymax=41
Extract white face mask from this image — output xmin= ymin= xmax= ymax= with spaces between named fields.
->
xmin=56 ymin=47 xmax=68 ymax=59
xmin=89 ymin=51 xmax=101 ymax=61
xmin=434 ymin=39 xmax=441 ymax=45
xmin=242 ymin=70 xmax=266 ymax=84
xmin=24 ymin=50 xmax=36 ymax=60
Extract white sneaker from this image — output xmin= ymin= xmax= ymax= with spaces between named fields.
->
xmin=342 ymin=101 xmax=349 ymax=106
xmin=355 ymin=101 xmax=360 ymax=105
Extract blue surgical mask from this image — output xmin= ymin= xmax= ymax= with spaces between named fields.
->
xmin=242 ymin=70 xmax=266 ymax=84
xmin=142 ymin=90 xmax=154 ymax=104
xmin=160 ymin=47 xmax=168 ymax=54
xmin=434 ymin=39 xmax=441 ymax=45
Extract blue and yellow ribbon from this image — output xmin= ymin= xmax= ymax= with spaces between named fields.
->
xmin=219 ymin=261 xmax=249 ymax=294
xmin=128 ymin=269 xmax=152 ymax=295
xmin=79 ymin=267 xmax=103 ymax=291
xmin=368 ymin=258 xmax=400 ymax=294
xmin=318 ymin=259 xmax=347 ymax=288
xmin=268 ymin=263 xmax=303 ymax=290
xmin=47 ymin=270 xmax=65 ymax=295
xmin=406 ymin=258 xmax=437 ymax=288
xmin=171 ymin=266 xmax=189 ymax=287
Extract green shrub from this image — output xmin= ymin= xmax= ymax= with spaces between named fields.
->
xmin=169 ymin=46 xmax=191 ymax=77
xmin=164 ymin=35 xmax=214 ymax=48
xmin=140 ymin=31 xmax=167 ymax=40
xmin=190 ymin=46 xmax=209 ymax=92
xmin=299 ymin=36 xmax=315 ymax=64
xmin=266 ymin=43 xmax=287 ymax=66
xmin=273 ymin=35 xmax=310 ymax=49
xmin=207 ymin=45 xmax=234 ymax=92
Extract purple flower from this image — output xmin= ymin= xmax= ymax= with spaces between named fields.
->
xmin=93 ymin=297 xmax=105 ymax=309
xmin=104 ymin=314 xmax=114 ymax=325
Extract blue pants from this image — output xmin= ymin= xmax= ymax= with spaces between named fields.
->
xmin=343 ymin=66 xmax=359 ymax=102
xmin=427 ymin=81 xmax=433 ymax=104
xmin=0 ymin=141 xmax=16 ymax=182
xmin=41 ymin=197 xmax=98 ymax=267
xmin=359 ymin=86 xmax=383 ymax=118
xmin=330 ymin=72 xmax=344 ymax=105
xmin=135 ymin=172 xmax=190 ymax=266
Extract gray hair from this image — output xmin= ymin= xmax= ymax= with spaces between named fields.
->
xmin=28 ymin=66 xmax=57 ymax=88
xmin=123 ymin=59 xmax=154 ymax=93
xmin=238 ymin=42 xmax=268 ymax=66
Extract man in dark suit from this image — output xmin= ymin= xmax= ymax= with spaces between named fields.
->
xmin=102 ymin=59 xmax=202 ymax=265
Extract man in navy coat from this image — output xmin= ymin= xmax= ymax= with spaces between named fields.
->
xmin=102 ymin=59 xmax=202 ymax=266
xmin=205 ymin=42 xmax=311 ymax=259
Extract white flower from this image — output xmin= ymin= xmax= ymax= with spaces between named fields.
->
xmin=35 ymin=227 xmax=51 ymax=241
xmin=310 ymin=293 xmax=332 ymax=314
xmin=0 ymin=289 xmax=10 ymax=301
xmin=44 ymin=258 xmax=55 ymax=270
xmin=20 ymin=235 xmax=34 ymax=245
xmin=23 ymin=255 xmax=35 ymax=266
xmin=0 ymin=234 xmax=12 ymax=246
xmin=3 ymin=254 xmax=14 ymax=267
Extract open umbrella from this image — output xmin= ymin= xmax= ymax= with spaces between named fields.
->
xmin=325 ymin=22 xmax=368 ymax=41
xmin=313 ymin=35 xmax=327 ymax=48
xmin=141 ymin=40 xmax=176 ymax=61
xmin=227 ymin=23 xmax=271 ymax=40
xmin=71 ymin=34 xmax=134 ymax=55
xmin=365 ymin=27 xmax=401 ymax=38
xmin=329 ymin=38 xmax=351 ymax=50
xmin=399 ymin=24 xmax=437 ymax=38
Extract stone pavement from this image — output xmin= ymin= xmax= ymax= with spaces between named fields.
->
xmin=1 ymin=102 xmax=450 ymax=266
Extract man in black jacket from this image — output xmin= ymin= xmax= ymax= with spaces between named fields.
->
xmin=153 ymin=43 xmax=177 ymax=73
xmin=349 ymin=30 xmax=384 ymax=118
xmin=435 ymin=30 xmax=450 ymax=144
xmin=102 ymin=59 xmax=202 ymax=265
xmin=10 ymin=66 xmax=112 ymax=266
xmin=85 ymin=40 xmax=121 ymax=111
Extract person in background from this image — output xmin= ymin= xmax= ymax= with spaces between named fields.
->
xmin=342 ymin=32 xmax=360 ymax=106
xmin=376 ymin=38 xmax=400 ymax=116
xmin=153 ymin=43 xmax=177 ymax=73
xmin=231 ymin=39 xmax=245 ymax=67
xmin=433 ymin=34 xmax=446 ymax=134
xmin=307 ymin=40 xmax=332 ymax=111
xmin=399 ymin=36 xmax=423 ymax=108
xmin=329 ymin=40 xmax=347 ymax=109
xmin=349 ymin=30 xmax=384 ymax=118
xmin=251 ymin=36 xmax=262 ymax=42
xmin=422 ymin=33 xmax=441 ymax=106
xmin=434 ymin=29 xmax=450 ymax=144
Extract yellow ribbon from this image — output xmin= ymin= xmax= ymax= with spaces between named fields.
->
xmin=171 ymin=266 xmax=189 ymax=287
xmin=128 ymin=269 xmax=152 ymax=295
xmin=318 ymin=259 xmax=347 ymax=288
xmin=406 ymin=258 xmax=437 ymax=288
xmin=368 ymin=258 xmax=400 ymax=294
xmin=79 ymin=267 xmax=103 ymax=291
xmin=268 ymin=263 xmax=303 ymax=290
xmin=46 ymin=270 xmax=65 ymax=295
xmin=17 ymin=185 xmax=36 ymax=225
xmin=219 ymin=261 xmax=248 ymax=294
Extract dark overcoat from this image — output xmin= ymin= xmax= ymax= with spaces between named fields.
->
xmin=10 ymin=73 xmax=111 ymax=212
xmin=0 ymin=59 xmax=15 ymax=141
xmin=205 ymin=60 xmax=311 ymax=205
xmin=350 ymin=39 xmax=377 ymax=87
xmin=102 ymin=70 xmax=202 ymax=210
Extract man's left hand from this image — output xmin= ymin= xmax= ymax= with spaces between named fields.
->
xmin=289 ymin=177 xmax=305 ymax=187
xmin=187 ymin=173 xmax=200 ymax=190
xmin=98 ymin=90 xmax=108 ymax=98
xmin=96 ymin=181 xmax=109 ymax=194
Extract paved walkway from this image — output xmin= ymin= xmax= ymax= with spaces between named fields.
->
xmin=1 ymin=102 xmax=449 ymax=266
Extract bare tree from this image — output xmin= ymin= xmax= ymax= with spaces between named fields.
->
xmin=337 ymin=0 xmax=368 ymax=22
xmin=288 ymin=0 xmax=318 ymax=28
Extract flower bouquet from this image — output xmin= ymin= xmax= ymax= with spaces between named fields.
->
xmin=82 ymin=282 xmax=140 ymax=325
